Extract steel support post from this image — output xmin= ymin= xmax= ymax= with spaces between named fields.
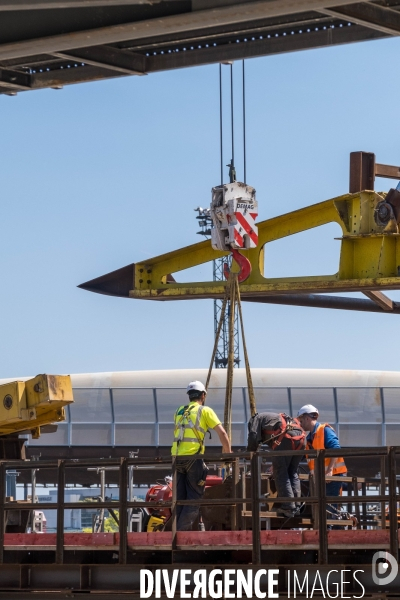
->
xmin=353 ymin=477 xmax=360 ymax=526
xmin=361 ymin=482 xmax=367 ymax=529
xmin=388 ymin=447 xmax=398 ymax=560
xmin=30 ymin=466 xmax=37 ymax=533
xmin=347 ymin=476 xmax=353 ymax=518
xmin=99 ymin=468 xmax=105 ymax=533
xmin=0 ymin=464 xmax=5 ymax=564
xmin=171 ymin=457 xmax=177 ymax=553
xmin=349 ymin=151 xmax=375 ymax=193
xmin=241 ymin=461 xmax=247 ymax=530
xmin=118 ymin=458 xmax=128 ymax=565
xmin=56 ymin=460 xmax=65 ymax=565
xmin=316 ymin=450 xmax=328 ymax=565
xmin=309 ymin=473 xmax=318 ymax=529
xmin=380 ymin=455 xmax=386 ymax=530
xmin=251 ymin=453 xmax=261 ymax=565
xmin=31 ymin=468 xmax=36 ymax=506
xmin=128 ymin=465 xmax=133 ymax=533
xmin=231 ymin=457 xmax=240 ymax=531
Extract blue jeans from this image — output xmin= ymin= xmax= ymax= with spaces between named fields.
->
xmin=176 ymin=458 xmax=206 ymax=531
xmin=272 ymin=435 xmax=304 ymax=512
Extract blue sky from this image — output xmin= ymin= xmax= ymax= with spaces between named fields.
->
xmin=2 ymin=36 xmax=400 ymax=378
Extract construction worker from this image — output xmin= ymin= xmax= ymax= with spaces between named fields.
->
xmin=171 ymin=381 xmax=231 ymax=531
xmin=247 ymin=412 xmax=306 ymax=518
xmin=297 ymin=404 xmax=347 ymax=524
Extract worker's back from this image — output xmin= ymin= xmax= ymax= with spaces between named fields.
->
xmin=171 ymin=401 xmax=220 ymax=456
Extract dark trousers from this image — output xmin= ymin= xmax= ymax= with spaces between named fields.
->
xmin=326 ymin=473 xmax=345 ymax=526
xmin=271 ymin=434 xmax=304 ymax=512
xmin=176 ymin=458 xmax=206 ymax=531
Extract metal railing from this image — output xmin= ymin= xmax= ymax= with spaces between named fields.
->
xmin=0 ymin=447 xmax=399 ymax=566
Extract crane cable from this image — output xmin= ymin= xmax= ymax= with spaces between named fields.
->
xmin=242 ymin=60 xmax=246 ymax=184
xmin=206 ymin=61 xmax=256 ymax=444
xmin=219 ymin=63 xmax=223 ymax=186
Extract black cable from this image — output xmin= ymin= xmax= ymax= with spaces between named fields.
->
xmin=219 ymin=63 xmax=223 ymax=186
xmin=242 ymin=60 xmax=246 ymax=185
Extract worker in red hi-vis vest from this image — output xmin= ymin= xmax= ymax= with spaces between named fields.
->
xmin=297 ymin=404 xmax=347 ymax=525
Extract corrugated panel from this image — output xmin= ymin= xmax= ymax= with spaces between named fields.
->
xmin=29 ymin=424 xmax=68 ymax=446
xmin=115 ymin=423 xmax=155 ymax=446
xmin=336 ymin=388 xmax=382 ymax=423
xmin=253 ymin=387 xmax=289 ymax=415
xmin=340 ymin=424 xmax=382 ymax=447
xmin=291 ymin=388 xmax=336 ymax=423
xmin=113 ymin=388 xmax=155 ymax=422
xmin=70 ymin=389 xmax=111 ymax=423
xmin=382 ymin=388 xmax=400 ymax=424
xmin=71 ymin=424 xmax=112 ymax=446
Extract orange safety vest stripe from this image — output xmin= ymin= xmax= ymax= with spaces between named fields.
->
xmin=306 ymin=423 xmax=347 ymax=474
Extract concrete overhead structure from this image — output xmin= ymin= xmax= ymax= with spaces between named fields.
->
xmin=0 ymin=0 xmax=399 ymax=94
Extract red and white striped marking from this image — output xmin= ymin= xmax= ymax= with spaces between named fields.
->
xmin=233 ymin=206 xmax=258 ymax=249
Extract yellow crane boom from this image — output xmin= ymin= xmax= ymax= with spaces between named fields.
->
xmin=0 ymin=374 xmax=73 ymax=439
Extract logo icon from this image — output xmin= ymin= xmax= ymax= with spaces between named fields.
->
xmin=372 ymin=551 xmax=398 ymax=585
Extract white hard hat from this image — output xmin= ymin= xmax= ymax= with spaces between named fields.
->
xmin=297 ymin=404 xmax=319 ymax=417
xmin=186 ymin=381 xmax=207 ymax=395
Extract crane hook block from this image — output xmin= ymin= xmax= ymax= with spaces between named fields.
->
xmin=223 ymin=249 xmax=252 ymax=282
xmin=210 ymin=181 xmax=258 ymax=251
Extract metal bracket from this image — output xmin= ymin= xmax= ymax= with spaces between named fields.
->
xmin=350 ymin=151 xmax=400 ymax=193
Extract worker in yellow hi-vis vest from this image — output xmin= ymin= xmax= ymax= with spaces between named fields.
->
xmin=171 ymin=381 xmax=231 ymax=531
xmin=297 ymin=404 xmax=347 ymax=526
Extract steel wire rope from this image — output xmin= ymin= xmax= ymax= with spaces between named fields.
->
xmin=205 ymin=274 xmax=257 ymax=437
xmin=219 ymin=63 xmax=223 ymax=186
xmin=235 ymin=276 xmax=257 ymax=417
xmin=243 ymin=59 xmax=246 ymax=184
xmin=230 ymin=63 xmax=234 ymax=171
xmin=205 ymin=285 xmax=231 ymax=392
xmin=224 ymin=273 xmax=237 ymax=441
xmin=206 ymin=62 xmax=256 ymax=446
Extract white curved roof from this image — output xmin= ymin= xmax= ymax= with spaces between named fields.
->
xmin=65 ymin=368 xmax=400 ymax=389
xmin=3 ymin=368 xmax=400 ymax=389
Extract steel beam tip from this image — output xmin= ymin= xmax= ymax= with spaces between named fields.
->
xmin=78 ymin=263 xmax=135 ymax=298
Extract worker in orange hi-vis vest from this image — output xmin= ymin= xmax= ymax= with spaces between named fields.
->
xmin=297 ymin=404 xmax=347 ymax=526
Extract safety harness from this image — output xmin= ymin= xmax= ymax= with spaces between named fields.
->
xmin=261 ymin=413 xmax=306 ymax=450
xmin=174 ymin=403 xmax=207 ymax=455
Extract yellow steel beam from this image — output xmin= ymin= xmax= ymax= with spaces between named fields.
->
xmin=128 ymin=191 xmax=400 ymax=301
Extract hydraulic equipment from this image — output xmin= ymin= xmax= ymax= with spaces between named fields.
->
xmin=0 ymin=374 xmax=73 ymax=451
xmin=0 ymin=374 xmax=73 ymax=535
